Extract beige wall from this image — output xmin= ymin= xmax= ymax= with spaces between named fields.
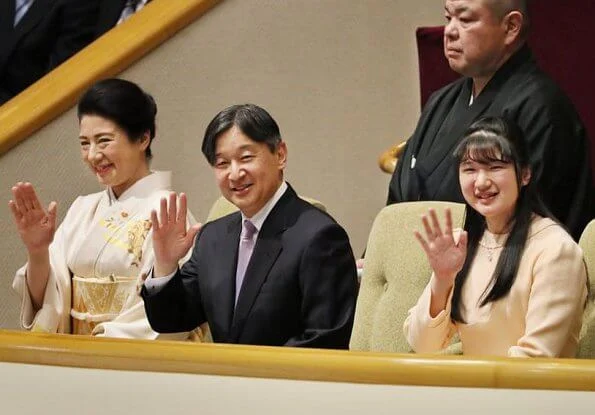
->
xmin=4 ymin=362 xmax=595 ymax=414
xmin=0 ymin=0 xmax=444 ymax=329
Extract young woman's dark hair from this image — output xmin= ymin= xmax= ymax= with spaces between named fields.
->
xmin=450 ymin=116 xmax=555 ymax=322
xmin=201 ymin=103 xmax=282 ymax=165
xmin=77 ymin=78 xmax=157 ymax=160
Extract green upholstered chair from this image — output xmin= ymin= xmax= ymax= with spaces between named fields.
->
xmin=350 ymin=201 xmax=465 ymax=353
xmin=577 ymin=219 xmax=595 ymax=358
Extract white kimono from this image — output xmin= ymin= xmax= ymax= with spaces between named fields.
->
xmin=13 ymin=171 xmax=199 ymax=339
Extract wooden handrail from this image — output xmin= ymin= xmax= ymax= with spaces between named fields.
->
xmin=0 ymin=0 xmax=222 ymax=156
xmin=1 ymin=330 xmax=594 ymax=391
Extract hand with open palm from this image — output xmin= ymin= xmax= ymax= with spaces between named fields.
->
xmin=414 ymin=208 xmax=468 ymax=290
xmin=9 ymin=182 xmax=57 ymax=255
xmin=151 ymin=192 xmax=201 ymax=277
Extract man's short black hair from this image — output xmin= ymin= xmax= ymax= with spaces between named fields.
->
xmin=201 ymin=104 xmax=282 ymax=165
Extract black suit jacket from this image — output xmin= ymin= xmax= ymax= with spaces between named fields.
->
xmin=142 ymin=185 xmax=358 ymax=349
xmin=0 ymin=0 xmax=99 ymax=105
xmin=94 ymin=0 xmax=126 ymax=38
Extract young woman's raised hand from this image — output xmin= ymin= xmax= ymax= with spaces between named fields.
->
xmin=414 ymin=208 xmax=467 ymax=287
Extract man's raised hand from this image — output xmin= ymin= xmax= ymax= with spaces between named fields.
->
xmin=151 ymin=192 xmax=201 ymax=277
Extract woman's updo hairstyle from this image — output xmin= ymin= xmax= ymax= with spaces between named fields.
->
xmin=77 ymin=78 xmax=157 ymax=160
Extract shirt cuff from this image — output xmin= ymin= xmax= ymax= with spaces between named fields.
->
xmin=143 ymin=268 xmax=177 ymax=294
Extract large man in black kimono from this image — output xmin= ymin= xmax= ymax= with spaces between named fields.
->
xmin=388 ymin=0 xmax=593 ymax=240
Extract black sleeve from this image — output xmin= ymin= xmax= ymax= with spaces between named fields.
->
xmin=284 ymin=223 xmax=358 ymax=349
xmin=141 ymin=241 xmax=206 ymax=333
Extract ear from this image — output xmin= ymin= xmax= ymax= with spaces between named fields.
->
xmin=276 ymin=141 xmax=287 ymax=170
xmin=520 ymin=166 xmax=531 ymax=187
xmin=503 ymin=11 xmax=523 ymax=45
xmin=139 ymin=131 xmax=151 ymax=152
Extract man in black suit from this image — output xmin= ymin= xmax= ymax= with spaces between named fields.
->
xmin=0 ymin=0 xmax=99 ymax=105
xmin=142 ymin=104 xmax=358 ymax=349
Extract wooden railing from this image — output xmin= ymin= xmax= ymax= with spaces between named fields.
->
xmin=1 ymin=330 xmax=594 ymax=391
xmin=0 ymin=0 xmax=222 ymax=156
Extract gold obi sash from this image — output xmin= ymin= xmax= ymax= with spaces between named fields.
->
xmin=71 ymin=275 xmax=137 ymax=335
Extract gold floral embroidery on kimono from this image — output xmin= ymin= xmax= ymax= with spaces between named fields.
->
xmin=70 ymin=216 xmax=152 ymax=334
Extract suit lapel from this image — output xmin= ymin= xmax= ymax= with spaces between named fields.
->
xmin=10 ymin=0 xmax=51 ymax=40
xmin=229 ymin=232 xmax=282 ymax=341
xmin=229 ymin=186 xmax=299 ymax=342
xmin=211 ymin=214 xmax=241 ymax=341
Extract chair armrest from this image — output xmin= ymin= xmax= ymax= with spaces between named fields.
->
xmin=378 ymin=141 xmax=407 ymax=174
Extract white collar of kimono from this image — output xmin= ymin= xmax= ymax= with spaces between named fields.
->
xmin=107 ymin=171 xmax=172 ymax=205
xmin=240 ymin=181 xmax=287 ymax=233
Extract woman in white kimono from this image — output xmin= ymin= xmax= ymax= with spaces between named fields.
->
xmin=10 ymin=79 xmax=204 ymax=339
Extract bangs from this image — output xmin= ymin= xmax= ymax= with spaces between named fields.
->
xmin=454 ymin=131 xmax=515 ymax=165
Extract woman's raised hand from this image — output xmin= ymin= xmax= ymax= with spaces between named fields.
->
xmin=151 ymin=192 xmax=201 ymax=277
xmin=414 ymin=208 xmax=467 ymax=287
xmin=9 ymin=182 xmax=57 ymax=255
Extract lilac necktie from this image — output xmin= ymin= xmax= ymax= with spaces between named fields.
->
xmin=235 ymin=219 xmax=258 ymax=305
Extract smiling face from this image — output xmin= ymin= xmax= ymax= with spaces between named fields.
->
xmin=79 ymin=114 xmax=150 ymax=198
xmin=213 ymin=126 xmax=287 ymax=218
xmin=459 ymin=151 xmax=530 ymax=233
xmin=443 ymin=0 xmax=511 ymax=81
